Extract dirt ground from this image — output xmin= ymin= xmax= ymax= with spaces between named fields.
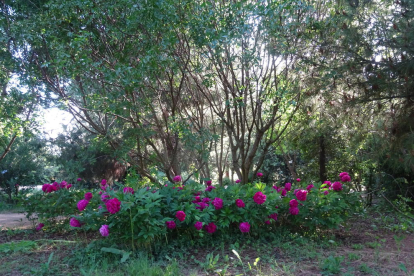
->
xmin=0 ymin=213 xmax=34 ymax=230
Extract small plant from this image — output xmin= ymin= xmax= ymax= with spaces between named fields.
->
xmin=351 ymin=244 xmax=364 ymax=250
xmin=366 ymin=241 xmax=381 ymax=249
xmin=320 ymin=255 xmax=344 ymax=275
xmin=347 ymin=253 xmax=360 ymax=261
xmin=193 ymin=252 xmax=220 ymax=272
xmin=359 ymin=263 xmax=372 ymax=274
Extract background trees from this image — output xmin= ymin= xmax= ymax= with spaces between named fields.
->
xmin=0 ymin=0 xmax=412 ymax=200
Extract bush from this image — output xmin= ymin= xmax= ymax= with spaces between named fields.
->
xmin=24 ymin=172 xmax=361 ymax=245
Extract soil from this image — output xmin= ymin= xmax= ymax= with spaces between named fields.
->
xmin=0 ymin=213 xmax=35 ymax=230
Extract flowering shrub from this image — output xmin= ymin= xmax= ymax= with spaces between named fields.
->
xmin=23 ymin=172 xmax=360 ymax=245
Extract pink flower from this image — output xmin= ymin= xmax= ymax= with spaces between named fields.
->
xmin=101 ymin=179 xmax=107 ymax=186
xmin=77 ymin=199 xmax=89 ymax=211
xmin=70 ymin=218 xmax=81 ymax=227
xmin=332 ymin=181 xmax=343 ymax=191
xmin=46 ymin=185 xmax=54 ymax=193
xmin=173 ymin=175 xmax=182 ymax=182
xmin=235 ymin=199 xmax=245 ymax=208
xmin=84 ymin=192 xmax=93 ymax=200
xmin=165 ymin=221 xmax=176 ymax=229
xmin=324 ymin=190 xmax=329 ymax=195
xmin=295 ymin=190 xmax=308 ymax=201
xmin=239 ymin=222 xmax=250 ymax=233
xmin=289 ymin=207 xmax=299 ymax=215
xmin=272 ymin=185 xmax=278 ymax=191
xmin=269 ymin=213 xmax=278 ymax=221
xmin=77 ymin=178 xmax=82 ymax=181
xmin=323 ymin=181 xmax=332 ymax=187
xmin=306 ymin=184 xmax=314 ymax=191
xmin=202 ymin=198 xmax=211 ymax=204
xmin=105 ymin=198 xmax=121 ymax=214
xmin=194 ymin=221 xmax=203 ymax=230
xmin=253 ymin=191 xmax=266 ymax=204
xmin=52 ymin=182 xmax=59 ymax=191
xmin=257 ymin=172 xmax=263 ymax=178
xmin=339 ymin=172 xmax=348 ymax=177
xmin=206 ymin=180 xmax=212 ymax=186
xmin=296 ymin=178 xmax=301 ymax=182
xmin=123 ymin=187 xmax=134 ymax=194
xmin=66 ymin=184 xmax=72 ymax=189
xmin=60 ymin=181 xmax=67 ymax=188
xmin=205 ymin=186 xmax=215 ymax=192
xmin=194 ymin=192 xmax=201 ymax=196
xmin=101 ymin=193 xmax=110 ymax=203
xmin=340 ymin=174 xmax=351 ymax=182
xmin=99 ymin=225 xmax=109 ymax=237
xmin=195 ymin=202 xmax=209 ymax=210
xmin=176 ymin=211 xmax=186 ymax=222
xmin=235 ymin=179 xmax=241 ymax=183
xmin=285 ymin=182 xmax=292 ymax=191
xmin=281 ymin=188 xmax=287 ymax=196
xmin=265 ymin=220 xmax=271 ymax=225
xmin=289 ymin=199 xmax=298 ymax=208
xmin=205 ymin=222 xmax=217 ymax=233
xmin=36 ymin=223 xmax=44 ymax=231
xmin=42 ymin=184 xmax=49 ymax=192
xmin=212 ymin=197 xmax=223 ymax=209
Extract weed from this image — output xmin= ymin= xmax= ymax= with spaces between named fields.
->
xmin=351 ymin=243 xmax=364 ymax=250
xmin=320 ymin=255 xmax=344 ymax=275
xmin=347 ymin=253 xmax=360 ymax=261
xmin=359 ymin=263 xmax=373 ymax=274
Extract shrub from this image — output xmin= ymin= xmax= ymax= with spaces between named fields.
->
xmin=23 ymin=172 xmax=361 ymax=245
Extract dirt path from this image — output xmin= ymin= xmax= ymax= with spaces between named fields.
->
xmin=0 ymin=213 xmax=34 ymax=230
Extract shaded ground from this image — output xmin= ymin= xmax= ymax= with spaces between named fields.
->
xmin=0 ymin=213 xmax=413 ymax=276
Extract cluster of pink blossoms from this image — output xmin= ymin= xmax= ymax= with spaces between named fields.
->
xmin=42 ymin=181 xmax=72 ymax=193
xmin=253 ymin=191 xmax=267 ymax=204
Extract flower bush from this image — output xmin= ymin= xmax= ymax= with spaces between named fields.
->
xmin=22 ymin=172 xmax=361 ymax=246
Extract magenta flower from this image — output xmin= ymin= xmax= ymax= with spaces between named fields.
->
xmin=36 ymin=223 xmax=44 ymax=231
xmin=332 ymin=181 xmax=343 ymax=191
xmin=323 ymin=181 xmax=332 ymax=187
xmin=281 ymin=188 xmax=287 ymax=196
xmin=105 ymin=198 xmax=121 ymax=214
xmin=265 ymin=220 xmax=271 ymax=225
xmin=165 ymin=220 xmax=176 ymax=229
xmin=202 ymin=197 xmax=211 ymax=204
xmin=123 ymin=187 xmax=134 ymax=194
xmin=269 ymin=213 xmax=278 ymax=221
xmin=205 ymin=186 xmax=215 ymax=192
xmin=205 ymin=222 xmax=217 ymax=233
xmin=340 ymin=174 xmax=351 ymax=182
xmin=173 ymin=175 xmax=182 ymax=182
xmin=235 ymin=179 xmax=241 ymax=183
xmin=84 ymin=192 xmax=93 ymax=201
xmin=285 ymin=182 xmax=292 ymax=191
xmin=253 ymin=191 xmax=267 ymax=204
xmin=295 ymin=190 xmax=308 ymax=201
xmin=306 ymin=184 xmax=314 ymax=191
xmin=52 ymin=182 xmax=59 ymax=191
xmin=239 ymin=222 xmax=251 ymax=233
xmin=206 ymin=180 xmax=212 ymax=186
xmin=42 ymin=184 xmax=48 ymax=193
xmin=77 ymin=199 xmax=89 ymax=211
xmin=101 ymin=193 xmax=110 ymax=203
xmin=289 ymin=199 xmax=298 ymax=208
xmin=99 ymin=225 xmax=109 ymax=237
xmin=60 ymin=181 xmax=67 ymax=188
xmin=195 ymin=202 xmax=209 ymax=210
xmin=339 ymin=172 xmax=349 ymax=177
xmin=194 ymin=221 xmax=203 ymax=230
xmin=257 ymin=172 xmax=263 ymax=178
xmin=235 ymin=199 xmax=245 ymax=208
xmin=289 ymin=207 xmax=299 ymax=215
xmin=324 ymin=190 xmax=329 ymax=195
xmin=176 ymin=211 xmax=186 ymax=222
xmin=296 ymin=178 xmax=301 ymax=182
xmin=212 ymin=197 xmax=223 ymax=209
xmin=77 ymin=178 xmax=82 ymax=181
xmin=70 ymin=218 xmax=81 ymax=228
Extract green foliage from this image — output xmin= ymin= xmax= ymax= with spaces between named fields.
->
xmin=320 ymin=255 xmax=344 ymax=275
xmin=21 ymin=185 xmax=85 ymax=230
